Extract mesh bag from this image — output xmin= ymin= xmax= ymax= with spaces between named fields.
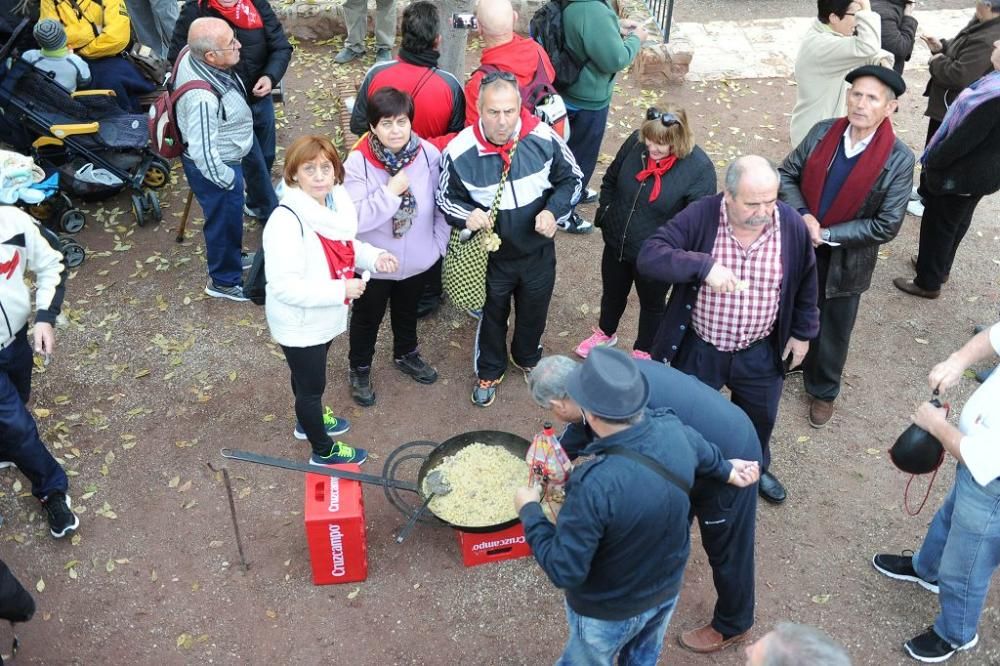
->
xmin=442 ymin=228 xmax=489 ymax=311
xmin=442 ymin=139 xmax=517 ymax=312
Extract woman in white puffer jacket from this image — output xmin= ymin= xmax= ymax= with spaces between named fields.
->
xmin=263 ymin=135 xmax=398 ymax=465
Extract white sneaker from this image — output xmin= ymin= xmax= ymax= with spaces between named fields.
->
xmin=0 ymin=461 xmax=14 ymax=470
xmin=907 ymin=199 xmax=925 ymax=217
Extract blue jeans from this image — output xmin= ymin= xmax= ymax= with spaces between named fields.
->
xmin=914 ymin=463 xmax=1000 ymax=646
xmin=0 ymin=327 xmax=67 ymax=499
xmin=557 ymin=596 xmax=677 ymax=666
xmin=181 ymin=156 xmax=245 ymax=288
xmin=242 ymin=96 xmax=278 ymax=218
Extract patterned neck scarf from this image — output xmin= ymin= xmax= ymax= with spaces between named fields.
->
xmin=364 ymin=132 xmax=421 ymax=237
xmin=207 ymin=0 xmax=263 ymax=29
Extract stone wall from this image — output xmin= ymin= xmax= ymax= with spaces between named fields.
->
xmin=271 ymin=0 xmax=690 ymax=85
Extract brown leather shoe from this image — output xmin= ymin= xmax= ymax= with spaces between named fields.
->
xmin=678 ymin=623 xmax=750 ymax=654
xmin=809 ymin=398 xmax=835 ymax=428
xmin=893 ymin=277 xmax=941 ymax=299
xmin=909 ymin=255 xmax=948 ymax=283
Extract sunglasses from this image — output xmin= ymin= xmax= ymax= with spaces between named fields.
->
xmin=480 ymin=69 xmax=517 ymax=89
xmin=646 ymin=108 xmax=681 ymax=128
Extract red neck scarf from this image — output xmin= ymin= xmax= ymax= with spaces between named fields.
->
xmin=635 ymin=154 xmax=677 ymax=202
xmin=207 ymin=0 xmax=263 ymax=30
xmin=472 ymin=109 xmax=541 ymax=168
xmin=316 ymin=235 xmax=355 ymax=304
xmin=800 ymin=117 xmax=894 ymax=228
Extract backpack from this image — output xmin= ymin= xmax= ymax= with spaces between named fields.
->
xmin=475 ymin=58 xmax=570 ymax=141
xmin=148 ymin=47 xmax=218 ymax=159
xmin=529 ymin=0 xmax=588 ymax=91
xmin=244 ymin=205 xmax=303 ymax=306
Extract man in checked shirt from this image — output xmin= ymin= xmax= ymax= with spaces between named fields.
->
xmin=637 ymin=155 xmax=819 ymax=504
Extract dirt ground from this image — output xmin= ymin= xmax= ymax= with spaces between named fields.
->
xmin=1 ymin=25 xmax=999 ymax=666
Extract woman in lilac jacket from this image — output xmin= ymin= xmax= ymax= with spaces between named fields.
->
xmin=342 ymin=87 xmax=450 ymax=407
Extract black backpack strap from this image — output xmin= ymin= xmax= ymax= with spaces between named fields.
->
xmin=277 ymin=204 xmax=303 ymax=235
xmin=602 ymin=445 xmax=691 ymax=494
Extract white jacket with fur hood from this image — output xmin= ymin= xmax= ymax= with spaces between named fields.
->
xmin=263 ymin=185 xmax=385 ymax=348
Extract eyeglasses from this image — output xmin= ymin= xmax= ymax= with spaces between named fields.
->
xmin=209 ymin=39 xmax=240 ymax=54
xmin=646 ymin=108 xmax=681 ymax=128
xmin=480 ymin=69 xmax=517 ymax=90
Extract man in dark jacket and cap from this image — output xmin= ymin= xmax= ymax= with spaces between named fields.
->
xmin=515 ymin=347 xmax=760 ymax=665
xmin=779 ymin=65 xmax=914 ymax=429
xmin=528 ymin=354 xmax=762 ymax=655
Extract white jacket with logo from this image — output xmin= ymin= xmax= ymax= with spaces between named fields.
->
xmin=0 ymin=207 xmax=65 ymax=346
xmin=263 ymin=185 xmax=384 ymax=348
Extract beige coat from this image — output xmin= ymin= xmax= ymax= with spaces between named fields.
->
xmin=789 ymin=10 xmax=892 ymax=146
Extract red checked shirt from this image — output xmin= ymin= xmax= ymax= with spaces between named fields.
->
xmin=691 ymin=200 xmax=783 ymax=352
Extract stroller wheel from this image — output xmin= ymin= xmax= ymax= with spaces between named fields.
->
xmin=143 ymin=190 xmax=162 ymax=224
xmin=131 ymin=193 xmax=148 ymax=227
xmin=60 ymin=209 xmax=86 ymax=234
xmin=59 ymin=239 xmax=86 ymax=268
xmin=143 ymin=159 xmax=170 ymax=189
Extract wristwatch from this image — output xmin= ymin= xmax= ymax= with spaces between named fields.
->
xmin=820 ymin=229 xmax=832 ymax=243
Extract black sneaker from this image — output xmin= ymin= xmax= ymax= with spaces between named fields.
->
xmin=42 ymin=491 xmax=79 ymax=538
xmin=471 ymin=375 xmax=503 ymax=407
xmin=581 ymin=187 xmax=598 ymax=204
xmin=349 ymin=367 xmax=375 ymax=407
xmin=556 ymin=212 xmax=594 ymax=235
xmin=904 ymin=627 xmax=978 ymax=663
xmin=394 ymin=351 xmax=438 ymax=384
xmin=872 ymin=552 xmax=939 ymax=593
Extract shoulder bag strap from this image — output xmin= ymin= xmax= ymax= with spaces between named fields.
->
xmin=602 ymin=445 xmax=691 ymax=494
xmin=277 ymin=203 xmax=303 ymax=235
xmin=487 ymin=138 xmax=518 ymax=225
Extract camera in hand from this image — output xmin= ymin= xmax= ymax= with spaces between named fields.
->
xmin=452 ymin=12 xmax=478 ymax=29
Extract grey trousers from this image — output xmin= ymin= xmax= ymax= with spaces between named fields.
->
xmin=125 ymin=0 xmax=179 ymax=58
xmin=343 ymin=0 xmax=397 ymax=52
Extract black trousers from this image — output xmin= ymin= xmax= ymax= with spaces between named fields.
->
xmin=475 ymin=244 xmax=556 ymax=380
xmin=690 ymin=481 xmax=757 ymax=637
xmin=281 ymin=341 xmax=334 ymax=456
xmin=914 ymin=191 xmax=984 ymax=292
xmin=348 ymin=272 xmax=427 ymax=369
xmin=598 ymin=245 xmax=669 ymax=353
xmin=674 ymin=332 xmax=783 ymax=470
xmin=803 ymin=245 xmax=861 ymax=402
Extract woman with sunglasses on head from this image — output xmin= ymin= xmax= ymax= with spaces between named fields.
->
xmin=342 ymin=87 xmax=450 ymax=407
xmin=263 ymin=135 xmax=398 ymax=466
xmin=575 ymin=106 xmax=716 ymax=360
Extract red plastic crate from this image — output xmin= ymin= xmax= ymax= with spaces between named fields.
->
xmin=456 ymin=522 xmax=532 ymax=567
xmin=303 ymin=466 xmax=368 ymax=585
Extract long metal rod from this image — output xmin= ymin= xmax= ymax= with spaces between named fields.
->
xmin=220 ymin=448 xmax=420 ymax=493
xmin=207 ymin=463 xmax=249 ymax=571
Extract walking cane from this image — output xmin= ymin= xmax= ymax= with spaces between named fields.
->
xmin=176 ymin=190 xmax=194 ymax=243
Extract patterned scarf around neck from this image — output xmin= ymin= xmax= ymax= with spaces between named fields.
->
xmin=923 ymin=70 xmax=1000 ymax=164
xmin=363 ymin=132 xmax=421 ymax=237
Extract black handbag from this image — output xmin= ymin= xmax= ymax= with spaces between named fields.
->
xmin=889 ymin=392 xmax=948 ymax=515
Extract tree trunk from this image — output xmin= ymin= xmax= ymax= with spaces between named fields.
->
xmin=437 ymin=0 xmax=474 ymax=80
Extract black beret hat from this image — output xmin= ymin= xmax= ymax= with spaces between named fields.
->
xmin=845 ymin=65 xmax=906 ymax=97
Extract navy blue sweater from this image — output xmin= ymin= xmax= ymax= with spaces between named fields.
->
xmin=519 ymin=410 xmax=733 ymax=621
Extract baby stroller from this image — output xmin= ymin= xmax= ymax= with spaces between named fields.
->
xmin=0 ymin=21 xmax=168 ymax=227
xmin=1 ymin=148 xmax=86 ymax=267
